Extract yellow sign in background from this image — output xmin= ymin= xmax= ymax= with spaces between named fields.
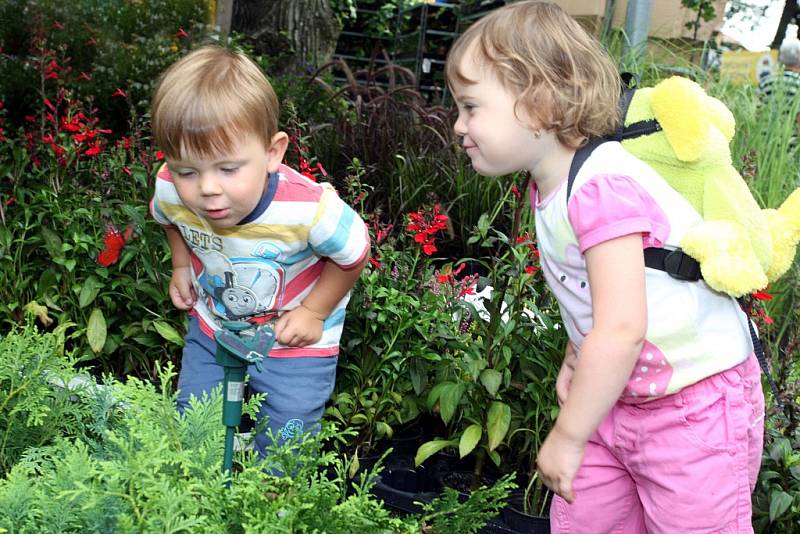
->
xmin=720 ymin=50 xmax=778 ymax=86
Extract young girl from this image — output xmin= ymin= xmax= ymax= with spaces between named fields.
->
xmin=446 ymin=2 xmax=764 ymax=532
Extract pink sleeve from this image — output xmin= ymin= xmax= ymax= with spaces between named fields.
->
xmin=567 ymin=174 xmax=670 ymax=253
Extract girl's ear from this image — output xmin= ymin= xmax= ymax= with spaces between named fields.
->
xmin=266 ymin=132 xmax=289 ymax=172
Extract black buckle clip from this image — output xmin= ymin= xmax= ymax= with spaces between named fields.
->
xmin=662 ymin=250 xmax=702 ymax=281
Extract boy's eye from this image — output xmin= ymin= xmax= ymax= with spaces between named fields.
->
xmin=220 ymin=167 xmax=239 ymax=174
xmin=175 ymin=170 xmax=196 ymax=178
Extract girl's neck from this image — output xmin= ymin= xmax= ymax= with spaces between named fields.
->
xmin=530 ymin=139 xmax=576 ymax=199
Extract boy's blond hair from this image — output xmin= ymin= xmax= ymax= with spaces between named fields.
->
xmin=446 ymin=1 xmax=621 ymax=148
xmin=152 ymin=46 xmax=280 ymax=159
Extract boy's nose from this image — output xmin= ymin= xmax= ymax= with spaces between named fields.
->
xmin=199 ymin=173 xmax=222 ymax=195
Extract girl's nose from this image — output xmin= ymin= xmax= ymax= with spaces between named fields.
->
xmin=453 ymin=113 xmax=467 ymax=137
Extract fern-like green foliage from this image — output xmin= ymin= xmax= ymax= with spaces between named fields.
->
xmin=0 ymin=321 xmax=93 ymax=476
xmin=0 ymin=343 xmax=514 ymax=533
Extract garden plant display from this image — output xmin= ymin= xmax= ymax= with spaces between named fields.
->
xmin=0 ymin=1 xmax=799 ymax=532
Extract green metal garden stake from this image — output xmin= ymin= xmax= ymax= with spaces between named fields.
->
xmin=214 ymin=320 xmax=275 ymax=480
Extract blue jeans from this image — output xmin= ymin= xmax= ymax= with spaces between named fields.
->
xmin=176 ymin=317 xmax=338 ymax=458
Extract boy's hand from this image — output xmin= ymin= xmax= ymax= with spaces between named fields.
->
xmin=556 ymin=341 xmax=578 ymax=406
xmin=169 ymin=266 xmax=197 ymax=310
xmin=275 ymin=304 xmax=324 ymax=347
xmin=536 ymin=425 xmax=586 ymax=504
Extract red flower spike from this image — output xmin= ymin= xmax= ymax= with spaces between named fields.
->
xmin=751 ymin=290 xmax=773 ymax=301
xmin=112 ymin=88 xmax=127 ymax=98
xmin=96 ymin=224 xmax=134 ymax=266
xmin=176 ymin=27 xmax=189 ymax=39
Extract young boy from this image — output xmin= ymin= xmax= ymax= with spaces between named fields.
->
xmin=149 ymin=46 xmax=370 ymax=457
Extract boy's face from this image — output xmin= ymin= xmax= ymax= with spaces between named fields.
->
xmin=166 ymin=133 xmax=287 ymax=228
xmin=451 ymin=49 xmax=545 ymax=177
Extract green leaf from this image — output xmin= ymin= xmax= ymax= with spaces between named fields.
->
xmin=488 ymin=450 xmax=501 ymax=467
xmin=78 ymin=276 xmax=103 ymax=308
xmin=769 ymin=490 xmax=793 ymax=521
xmin=486 ymin=401 xmax=511 ymax=451
xmin=440 ymin=382 xmax=465 ymax=425
xmin=41 ymin=227 xmax=63 ymax=259
xmin=459 ymin=424 xmax=482 ymax=458
xmin=415 ymin=439 xmax=456 ymax=466
xmin=426 ymin=381 xmax=450 ymax=411
xmin=87 ymin=308 xmax=107 ymax=353
xmin=376 ymin=421 xmax=393 ymax=439
xmin=153 ymin=320 xmax=185 ymax=346
xmin=480 ymin=368 xmax=502 ymax=397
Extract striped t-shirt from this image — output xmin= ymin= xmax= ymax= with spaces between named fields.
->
xmin=758 ymin=69 xmax=800 ymax=101
xmin=150 ymin=163 xmax=370 ymax=357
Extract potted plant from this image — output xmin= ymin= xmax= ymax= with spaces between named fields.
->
xmin=414 ymin=175 xmax=562 ymax=511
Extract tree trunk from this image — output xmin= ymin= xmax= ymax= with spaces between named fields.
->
xmin=771 ymin=0 xmax=799 ymax=49
xmin=232 ymin=0 xmax=341 ymax=73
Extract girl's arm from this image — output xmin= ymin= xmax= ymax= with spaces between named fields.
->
xmin=537 ymin=233 xmax=647 ymax=502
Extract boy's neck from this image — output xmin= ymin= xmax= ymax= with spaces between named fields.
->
xmin=530 ymin=140 xmax=576 ymax=200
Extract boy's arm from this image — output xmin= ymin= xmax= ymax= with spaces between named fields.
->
xmin=300 ymin=257 xmax=369 ymax=319
xmin=536 ymin=233 xmax=646 ymax=502
xmin=274 ymin=255 xmax=369 ymax=347
xmin=164 ymin=226 xmax=197 ymax=310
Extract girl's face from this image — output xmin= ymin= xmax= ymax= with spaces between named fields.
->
xmin=451 ymin=52 xmax=546 ymax=177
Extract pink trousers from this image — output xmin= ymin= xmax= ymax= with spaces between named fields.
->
xmin=551 ymin=354 xmax=765 ymax=533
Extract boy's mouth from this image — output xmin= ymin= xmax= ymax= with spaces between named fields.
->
xmin=205 ymin=208 xmax=230 ymax=220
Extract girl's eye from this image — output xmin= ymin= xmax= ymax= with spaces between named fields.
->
xmin=176 ymin=170 xmax=196 ymax=178
xmin=221 ymin=167 xmax=239 ymax=174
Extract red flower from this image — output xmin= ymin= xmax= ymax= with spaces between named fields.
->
xmin=422 ymin=242 xmax=437 ymax=255
xmin=51 ymin=21 xmax=64 ymax=30
xmin=84 ymin=143 xmax=102 ymax=157
xmin=751 ymin=290 xmax=773 ymax=301
xmin=78 ymin=71 xmax=92 ymax=81
xmin=121 ymin=166 xmax=132 ymax=176
xmin=155 ymin=150 xmax=164 ymax=161
xmin=406 ymin=204 xmax=449 ymax=256
xmin=511 ymin=184 xmax=521 ymax=199
xmin=176 ymin=27 xmax=189 ymax=38
xmin=112 ymin=88 xmax=127 ymax=98
xmin=525 ymin=265 xmax=538 ymax=275
xmin=97 ymin=224 xmax=134 ymax=266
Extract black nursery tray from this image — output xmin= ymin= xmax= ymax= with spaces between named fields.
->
xmin=372 ymin=466 xmax=549 ymax=534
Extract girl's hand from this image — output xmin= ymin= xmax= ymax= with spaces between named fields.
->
xmin=556 ymin=341 xmax=578 ymax=406
xmin=169 ymin=266 xmax=197 ymax=310
xmin=536 ymin=425 xmax=586 ymax=504
xmin=275 ymin=304 xmax=324 ymax=347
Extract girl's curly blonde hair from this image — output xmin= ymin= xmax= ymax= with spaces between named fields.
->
xmin=446 ymin=1 xmax=621 ymax=148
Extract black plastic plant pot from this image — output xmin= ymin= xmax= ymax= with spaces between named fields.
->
xmin=502 ymin=491 xmax=550 ymax=534
xmin=372 ymin=465 xmax=439 ymax=514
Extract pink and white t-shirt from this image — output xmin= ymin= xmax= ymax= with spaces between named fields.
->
xmin=533 ymin=141 xmax=752 ymax=402
xmin=150 ymin=163 xmax=370 ymax=358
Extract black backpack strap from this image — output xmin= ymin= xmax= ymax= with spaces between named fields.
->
xmin=643 ymin=247 xmax=702 ymax=281
xmin=565 ymin=137 xmax=606 ymax=204
xmin=738 ymin=298 xmax=784 ymax=408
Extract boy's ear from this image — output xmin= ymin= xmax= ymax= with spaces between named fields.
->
xmin=266 ymin=132 xmax=289 ymax=172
